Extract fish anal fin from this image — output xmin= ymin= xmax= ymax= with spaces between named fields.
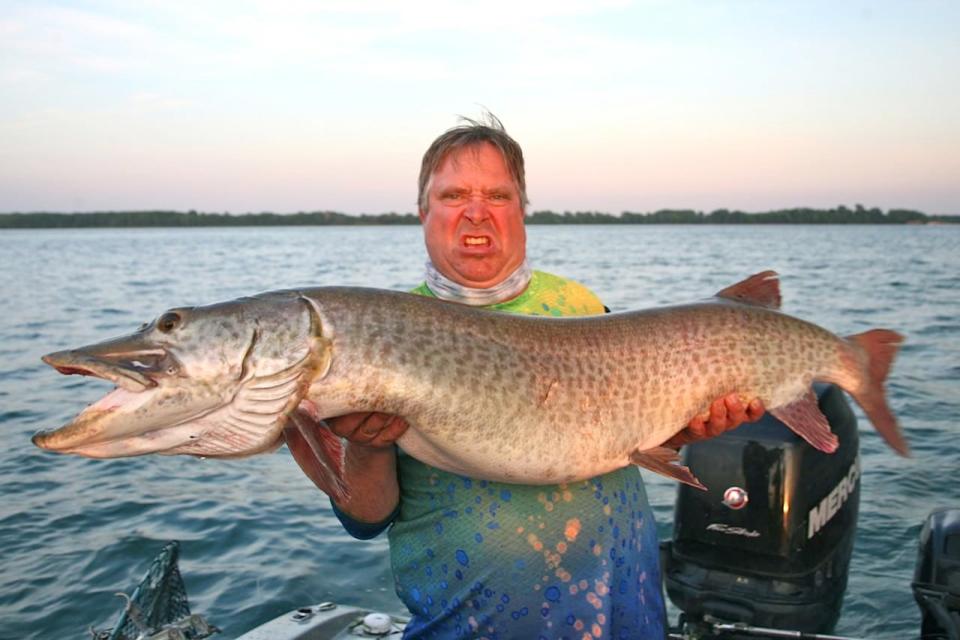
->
xmin=631 ymin=446 xmax=707 ymax=490
xmin=770 ymin=390 xmax=839 ymax=453
xmin=283 ymin=401 xmax=350 ymax=503
xmin=715 ymin=270 xmax=781 ymax=309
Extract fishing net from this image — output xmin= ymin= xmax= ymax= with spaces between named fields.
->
xmin=91 ymin=540 xmax=218 ymax=640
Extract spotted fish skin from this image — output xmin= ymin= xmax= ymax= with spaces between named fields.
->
xmin=34 ymin=272 xmax=907 ymax=490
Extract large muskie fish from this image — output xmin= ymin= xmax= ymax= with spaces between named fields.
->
xmin=34 ymin=271 xmax=907 ymax=496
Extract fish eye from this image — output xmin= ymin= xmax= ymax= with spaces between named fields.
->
xmin=157 ymin=312 xmax=182 ymax=333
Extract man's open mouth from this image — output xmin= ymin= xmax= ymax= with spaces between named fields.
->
xmin=463 ymin=235 xmax=491 ymax=247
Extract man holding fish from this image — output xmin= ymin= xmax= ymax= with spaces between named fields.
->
xmin=287 ymin=115 xmax=765 ymax=638
xmin=36 ymin=115 xmax=905 ymax=638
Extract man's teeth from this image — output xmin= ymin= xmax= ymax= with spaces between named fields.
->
xmin=465 ymin=237 xmax=489 ymax=246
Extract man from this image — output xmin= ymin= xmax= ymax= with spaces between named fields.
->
xmin=288 ymin=116 xmax=763 ymax=638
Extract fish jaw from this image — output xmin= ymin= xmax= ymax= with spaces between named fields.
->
xmin=31 ymin=386 xmax=208 ymax=457
xmin=32 ymin=378 xmax=226 ymax=456
xmin=33 ymin=386 xmax=151 ymax=453
xmin=40 ymin=344 xmax=161 ymax=392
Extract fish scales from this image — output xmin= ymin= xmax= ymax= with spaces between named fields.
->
xmin=33 ymin=271 xmax=907 ymax=491
xmin=297 ymin=287 xmax=869 ymax=484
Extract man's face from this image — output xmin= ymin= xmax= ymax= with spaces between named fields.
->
xmin=420 ymin=142 xmax=526 ymax=288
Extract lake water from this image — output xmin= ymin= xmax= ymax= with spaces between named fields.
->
xmin=0 ymin=225 xmax=957 ymax=639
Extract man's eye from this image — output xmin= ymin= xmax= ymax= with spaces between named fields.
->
xmin=443 ymin=193 xmax=463 ymax=200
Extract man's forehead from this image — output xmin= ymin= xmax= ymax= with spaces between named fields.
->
xmin=437 ymin=142 xmax=507 ymax=173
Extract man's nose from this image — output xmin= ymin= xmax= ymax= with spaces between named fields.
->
xmin=463 ymin=198 xmax=489 ymax=223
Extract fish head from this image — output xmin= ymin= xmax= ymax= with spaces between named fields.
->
xmin=34 ymin=291 xmax=329 ymax=458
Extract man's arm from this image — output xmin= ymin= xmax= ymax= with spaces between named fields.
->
xmin=286 ymin=412 xmax=409 ymax=526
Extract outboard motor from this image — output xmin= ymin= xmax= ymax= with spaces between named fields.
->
xmin=662 ymin=384 xmax=860 ymax=635
xmin=913 ymin=508 xmax=960 ymax=640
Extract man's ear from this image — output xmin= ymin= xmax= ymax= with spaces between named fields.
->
xmin=418 ymin=208 xmax=428 ymax=223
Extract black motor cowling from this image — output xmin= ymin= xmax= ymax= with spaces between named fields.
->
xmin=913 ymin=508 xmax=960 ymax=640
xmin=661 ymin=384 xmax=860 ymax=634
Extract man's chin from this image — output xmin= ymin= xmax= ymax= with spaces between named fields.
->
xmin=447 ymin=265 xmax=511 ymax=289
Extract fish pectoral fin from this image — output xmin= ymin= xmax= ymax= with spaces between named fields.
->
xmin=769 ymin=390 xmax=839 ymax=453
xmin=284 ymin=403 xmax=349 ymax=504
xmin=630 ymin=447 xmax=706 ymax=490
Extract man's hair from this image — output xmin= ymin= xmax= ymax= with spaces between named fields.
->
xmin=418 ymin=113 xmax=528 ymax=212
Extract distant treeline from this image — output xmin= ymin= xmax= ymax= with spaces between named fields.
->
xmin=532 ymin=206 xmax=955 ymax=225
xmin=0 ymin=206 xmax=956 ymax=228
xmin=0 ymin=210 xmax=415 ymax=228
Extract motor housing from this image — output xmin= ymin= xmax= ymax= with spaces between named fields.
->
xmin=913 ymin=508 xmax=960 ymax=640
xmin=662 ymin=384 xmax=859 ymax=634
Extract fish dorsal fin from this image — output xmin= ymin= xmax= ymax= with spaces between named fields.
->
xmin=715 ymin=270 xmax=781 ymax=309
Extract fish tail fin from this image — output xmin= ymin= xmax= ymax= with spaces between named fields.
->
xmin=845 ymin=329 xmax=909 ymax=456
xmin=284 ymin=404 xmax=350 ymax=503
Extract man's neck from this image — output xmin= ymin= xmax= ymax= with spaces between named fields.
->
xmin=424 ymin=260 xmax=533 ymax=306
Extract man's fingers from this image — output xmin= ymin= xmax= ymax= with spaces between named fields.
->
xmin=676 ymin=394 xmax=764 ymax=448
xmin=722 ymin=394 xmax=747 ymax=431
xmin=687 ymin=414 xmax=706 ymax=434
xmin=368 ymin=416 xmax=410 ymax=447
xmin=327 ymin=412 xmax=407 ymax=447
xmin=353 ymin=412 xmax=392 ymax=442
xmin=327 ymin=413 xmax=370 ymax=438
xmin=705 ymin=397 xmax=728 ymax=435
xmin=746 ymin=398 xmax=765 ymax=421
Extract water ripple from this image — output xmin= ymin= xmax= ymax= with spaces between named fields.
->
xmin=0 ymin=225 xmax=957 ymax=638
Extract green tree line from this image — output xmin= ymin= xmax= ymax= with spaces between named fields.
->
xmin=0 ymin=205 xmax=955 ymax=228
xmin=0 ymin=210 xmax=417 ymax=228
xmin=529 ymin=205 xmax=950 ymax=224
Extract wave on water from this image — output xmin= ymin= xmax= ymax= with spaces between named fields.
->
xmin=0 ymin=225 xmax=957 ymax=638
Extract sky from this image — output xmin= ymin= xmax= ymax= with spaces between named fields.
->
xmin=1 ymin=0 xmax=958 ymax=215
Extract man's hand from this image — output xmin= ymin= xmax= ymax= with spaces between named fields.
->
xmin=664 ymin=394 xmax=765 ymax=449
xmin=287 ymin=411 xmax=409 ymax=522
xmin=327 ymin=412 xmax=410 ymax=448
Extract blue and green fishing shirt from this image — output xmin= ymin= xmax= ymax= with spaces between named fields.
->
xmin=335 ymin=271 xmax=666 ymax=639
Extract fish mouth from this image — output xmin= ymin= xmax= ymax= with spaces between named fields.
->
xmin=40 ymin=348 xmax=163 ymax=392
xmin=33 ymin=341 xmax=174 ymax=453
